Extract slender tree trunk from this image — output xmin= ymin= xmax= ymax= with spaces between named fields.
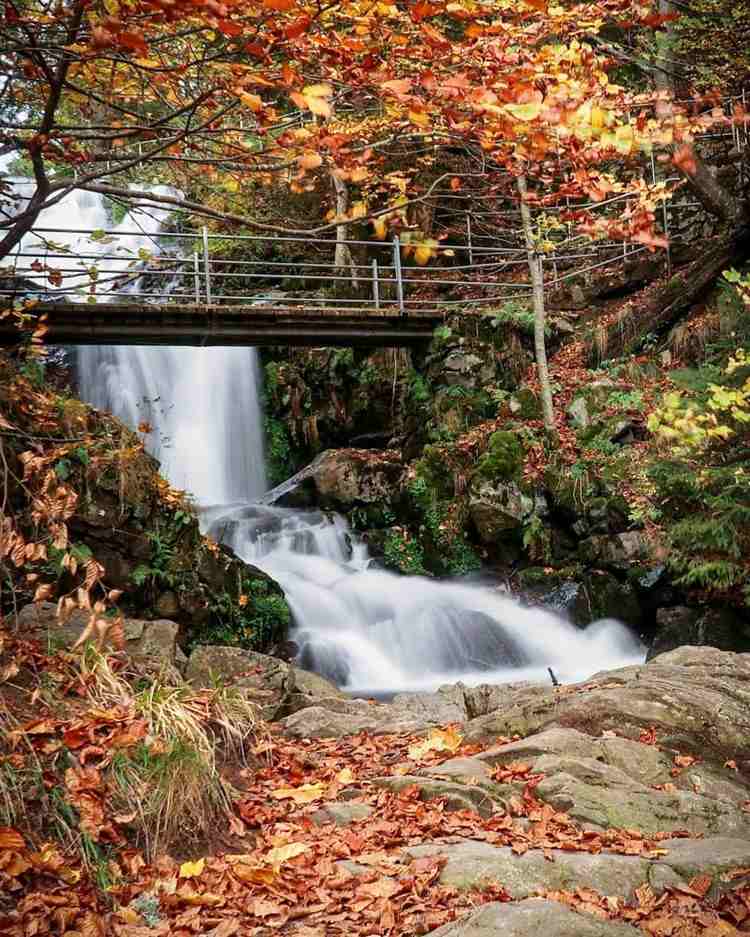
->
xmin=517 ymin=174 xmax=556 ymax=437
xmin=331 ymin=171 xmax=358 ymax=289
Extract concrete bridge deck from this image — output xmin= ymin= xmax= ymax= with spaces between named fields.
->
xmin=0 ymin=301 xmax=444 ymax=348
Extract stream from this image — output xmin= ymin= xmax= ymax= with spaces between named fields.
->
xmin=19 ymin=188 xmax=646 ymax=694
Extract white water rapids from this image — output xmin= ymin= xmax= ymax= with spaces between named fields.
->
xmin=16 ymin=185 xmax=646 ymax=695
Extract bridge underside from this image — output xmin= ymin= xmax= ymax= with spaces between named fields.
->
xmin=0 ymin=302 xmax=443 ymax=348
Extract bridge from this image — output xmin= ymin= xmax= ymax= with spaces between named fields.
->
xmin=0 ymin=300 xmax=442 ymax=348
xmin=0 ymin=166 xmax=728 ymax=348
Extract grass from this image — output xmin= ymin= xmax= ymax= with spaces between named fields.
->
xmin=74 ymin=650 xmax=266 ymax=858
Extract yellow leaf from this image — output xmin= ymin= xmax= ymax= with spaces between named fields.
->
xmin=179 ymin=858 xmax=205 ymax=879
xmin=372 ymin=216 xmax=389 ymax=240
xmin=337 ymin=767 xmax=355 ymax=784
xmin=409 ymin=110 xmax=430 ymax=128
xmin=265 ymin=841 xmax=308 ymax=873
xmin=271 ymin=782 xmax=326 ymax=803
xmin=408 ymin=726 xmax=463 ymax=760
xmin=505 ymin=102 xmax=541 ymax=121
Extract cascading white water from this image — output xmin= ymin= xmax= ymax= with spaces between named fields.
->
xmin=14 ymin=185 xmax=268 ymax=504
xmin=204 ymin=502 xmax=645 ymax=696
xmin=17 ymin=181 xmax=645 ymax=694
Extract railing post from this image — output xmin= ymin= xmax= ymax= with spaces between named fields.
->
xmin=372 ymin=258 xmax=380 ymax=311
xmin=193 ymin=251 xmax=201 ymax=303
xmin=466 ymin=213 xmax=474 ymax=265
xmin=202 ymin=226 xmax=212 ymax=304
xmin=393 ymin=235 xmax=405 ymax=316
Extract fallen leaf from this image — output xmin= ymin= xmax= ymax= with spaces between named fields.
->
xmin=179 ymin=858 xmax=205 ymax=879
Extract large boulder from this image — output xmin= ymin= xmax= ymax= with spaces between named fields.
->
xmin=647 ymin=606 xmax=750 ymax=660
xmin=16 ymin=601 xmax=179 ymax=666
xmin=427 ymin=899 xmax=639 ymax=937
xmin=298 ymin=448 xmax=405 ymax=511
xmin=463 ymin=647 xmax=750 ymax=766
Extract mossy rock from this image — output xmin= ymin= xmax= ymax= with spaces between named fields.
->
xmin=509 ymin=387 xmax=543 ymax=420
xmin=413 ymin=444 xmax=455 ymax=500
xmin=475 ymin=431 xmax=523 ymax=483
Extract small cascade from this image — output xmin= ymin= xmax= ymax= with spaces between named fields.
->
xmin=204 ymin=502 xmax=645 ymax=697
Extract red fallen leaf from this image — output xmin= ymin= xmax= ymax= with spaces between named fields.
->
xmin=217 ymin=18 xmax=242 ymax=36
xmin=285 ymin=15 xmax=311 ymax=39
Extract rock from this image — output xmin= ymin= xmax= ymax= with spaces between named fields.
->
xmin=127 ymin=619 xmax=179 ymax=667
xmin=552 ymin=571 xmax=643 ymax=628
xmin=567 ymin=395 xmax=591 ymax=429
xmin=187 ymin=646 xmax=344 ymax=715
xmin=405 ymin=839 xmax=651 ymax=898
xmin=426 ymin=898 xmax=640 ymax=937
xmin=650 ymin=837 xmax=750 ymax=895
xmin=390 ymin=686 xmax=468 ymax=724
xmin=533 ymin=754 xmax=749 ymax=836
xmin=302 ymin=448 xmax=404 ymax=510
xmin=282 ymin=705 xmax=382 ymax=738
xmin=154 ymin=591 xmax=180 ymax=619
xmin=373 ymin=776 xmax=498 ymax=818
xmin=431 ymin=349 xmax=495 ymax=391
xmin=648 ymin=606 xmax=750 ymax=660
xmin=579 ymin=533 xmax=651 ymax=571
xmin=469 ymin=480 xmax=547 ymax=544
xmin=462 ymin=647 xmax=750 ymax=765
xmin=15 ymin=602 xmax=179 ymax=667
xmin=309 ymin=802 xmax=374 ymax=827
xmin=421 ymin=756 xmax=493 ymax=782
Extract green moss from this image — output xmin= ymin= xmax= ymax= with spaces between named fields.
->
xmin=383 ymin=528 xmax=427 ymax=575
xmin=476 ymin=431 xmax=523 ymax=483
xmin=264 ymin=414 xmax=294 ymax=486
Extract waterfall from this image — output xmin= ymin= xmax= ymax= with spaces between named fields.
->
xmin=14 ymin=185 xmax=268 ymax=503
xmin=204 ymin=502 xmax=644 ymax=696
xmin=19 ymin=183 xmax=645 ymax=695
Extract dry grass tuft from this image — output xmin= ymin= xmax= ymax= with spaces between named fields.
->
xmin=76 ymin=651 xmax=266 ymax=857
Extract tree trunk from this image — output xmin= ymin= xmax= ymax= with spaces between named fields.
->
xmin=331 ymin=171 xmax=358 ymax=289
xmin=587 ymin=228 xmax=748 ymax=365
xmin=517 ymin=174 xmax=556 ymax=437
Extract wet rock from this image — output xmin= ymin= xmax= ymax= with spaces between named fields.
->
xmin=427 ymin=898 xmax=640 ymax=937
xmin=303 ymin=448 xmax=404 ymax=510
xmin=555 ymin=571 xmax=643 ymax=628
xmin=647 ymin=606 xmax=750 ymax=660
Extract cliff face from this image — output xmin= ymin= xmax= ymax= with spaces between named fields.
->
xmin=0 ymin=353 xmax=290 ymax=654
